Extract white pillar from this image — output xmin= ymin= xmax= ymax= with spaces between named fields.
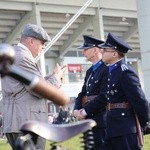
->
xmin=30 ymin=3 xmax=46 ymax=76
xmin=93 ymin=8 xmax=105 ymax=40
xmin=136 ymin=0 xmax=150 ymax=101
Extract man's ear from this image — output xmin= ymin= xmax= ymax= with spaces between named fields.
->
xmin=95 ymin=47 xmax=99 ymax=53
xmin=112 ymin=51 xmax=117 ymax=58
xmin=30 ymin=37 xmax=34 ymax=45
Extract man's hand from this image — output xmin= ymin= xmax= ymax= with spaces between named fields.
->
xmin=53 ymin=63 xmax=66 ymax=82
xmin=73 ymin=109 xmax=85 ymax=120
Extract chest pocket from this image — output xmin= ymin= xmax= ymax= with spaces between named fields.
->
xmin=30 ymin=105 xmax=47 ymax=122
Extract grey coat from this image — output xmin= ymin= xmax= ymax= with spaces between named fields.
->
xmin=2 ymin=44 xmax=60 ymax=133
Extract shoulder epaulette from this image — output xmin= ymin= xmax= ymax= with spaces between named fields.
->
xmin=121 ymin=64 xmax=128 ymax=71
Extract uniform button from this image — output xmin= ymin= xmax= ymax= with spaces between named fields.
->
xmin=108 ymin=78 xmax=110 ymax=81
xmin=107 ymin=91 xmax=109 ymax=94
xmin=122 ymin=113 xmax=125 ymax=116
xmin=91 ymin=77 xmax=93 ymax=79
xmin=107 ymin=85 xmax=110 ymax=87
xmin=107 ymin=97 xmax=110 ymax=100
xmin=95 ymin=80 xmax=98 ymax=83
xmin=89 ymin=84 xmax=91 ymax=86
xmin=112 ymin=84 xmax=115 ymax=86
xmin=87 ymin=91 xmax=89 ymax=94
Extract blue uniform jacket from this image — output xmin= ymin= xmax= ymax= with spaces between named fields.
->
xmin=84 ymin=59 xmax=149 ymax=138
xmin=74 ymin=60 xmax=108 ymax=128
xmin=106 ymin=59 xmax=149 ymax=137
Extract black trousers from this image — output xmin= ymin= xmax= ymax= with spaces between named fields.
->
xmin=101 ymin=133 xmax=142 ymax=150
xmin=5 ymin=132 xmax=46 ymax=150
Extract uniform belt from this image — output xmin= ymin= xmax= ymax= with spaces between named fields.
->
xmin=82 ymin=95 xmax=98 ymax=106
xmin=86 ymin=95 xmax=98 ymax=102
xmin=106 ymin=102 xmax=131 ymax=111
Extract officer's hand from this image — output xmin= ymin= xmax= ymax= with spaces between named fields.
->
xmin=73 ymin=110 xmax=85 ymax=120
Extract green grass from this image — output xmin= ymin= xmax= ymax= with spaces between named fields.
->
xmin=143 ymin=135 xmax=150 ymax=150
xmin=0 ymin=138 xmax=11 ymax=150
xmin=0 ymin=134 xmax=150 ymax=150
xmin=0 ymin=134 xmax=83 ymax=150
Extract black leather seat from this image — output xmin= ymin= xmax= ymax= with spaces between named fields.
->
xmin=20 ymin=119 xmax=96 ymax=142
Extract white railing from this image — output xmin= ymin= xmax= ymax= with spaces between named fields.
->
xmin=35 ymin=0 xmax=94 ymax=62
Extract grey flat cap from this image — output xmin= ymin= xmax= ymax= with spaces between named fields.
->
xmin=22 ymin=24 xmax=50 ymax=42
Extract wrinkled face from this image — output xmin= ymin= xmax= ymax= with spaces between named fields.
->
xmin=29 ymin=37 xmax=46 ymax=57
xmin=101 ymin=48 xmax=116 ymax=64
xmin=82 ymin=47 xmax=95 ymax=62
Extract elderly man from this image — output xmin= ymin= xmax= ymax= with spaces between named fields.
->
xmin=1 ymin=24 xmax=66 ymax=150
xmin=74 ymin=35 xmax=108 ymax=150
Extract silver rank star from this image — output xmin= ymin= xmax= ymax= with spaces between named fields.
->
xmin=110 ymin=90 xmax=114 ymax=95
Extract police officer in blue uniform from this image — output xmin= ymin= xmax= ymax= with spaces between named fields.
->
xmin=73 ymin=35 xmax=108 ymax=150
xmin=97 ymin=32 xmax=149 ymax=150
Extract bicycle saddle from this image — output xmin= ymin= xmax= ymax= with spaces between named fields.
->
xmin=20 ymin=119 xmax=96 ymax=142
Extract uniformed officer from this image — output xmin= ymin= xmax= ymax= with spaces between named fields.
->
xmin=97 ymin=32 xmax=149 ymax=150
xmin=73 ymin=35 xmax=108 ymax=150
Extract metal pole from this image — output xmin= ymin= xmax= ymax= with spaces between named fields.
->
xmin=35 ymin=0 xmax=94 ymax=62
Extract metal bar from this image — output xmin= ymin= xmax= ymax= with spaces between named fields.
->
xmin=35 ymin=0 xmax=94 ymax=62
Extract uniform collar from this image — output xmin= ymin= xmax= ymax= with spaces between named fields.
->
xmin=109 ymin=59 xmax=124 ymax=73
xmin=92 ymin=60 xmax=102 ymax=72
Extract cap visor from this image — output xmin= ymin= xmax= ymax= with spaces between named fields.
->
xmin=98 ymin=43 xmax=112 ymax=49
xmin=78 ymin=45 xmax=93 ymax=49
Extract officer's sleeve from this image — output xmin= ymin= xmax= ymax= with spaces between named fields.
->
xmin=121 ymin=69 xmax=150 ymax=127
xmin=74 ymin=69 xmax=94 ymax=110
xmin=74 ymin=83 xmax=86 ymax=110
xmin=83 ymin=68 xmax=108 ymax=115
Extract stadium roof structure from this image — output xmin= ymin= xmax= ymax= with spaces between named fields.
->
xmin=0 ymin=0 xmax=140 ymax=59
